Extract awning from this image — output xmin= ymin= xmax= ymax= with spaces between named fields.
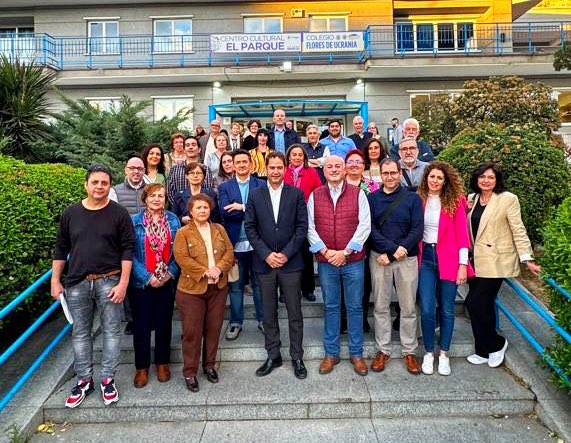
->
xmin=208 ymin=99 xmax=368 ymax=124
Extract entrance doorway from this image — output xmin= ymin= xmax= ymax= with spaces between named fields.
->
xmin=209 ymin=99 xmax=367 ymax=141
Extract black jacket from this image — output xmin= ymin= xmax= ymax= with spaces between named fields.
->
xmin=244 ymin=183 xmax=308 ymax=274
xmin=268 ymin=127 xmax=301 ymax=152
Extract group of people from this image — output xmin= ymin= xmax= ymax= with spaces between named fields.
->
xmin=50 ymin=109 xmax=539 ymax=410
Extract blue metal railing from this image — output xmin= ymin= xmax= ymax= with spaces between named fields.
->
xmin=0 ymin=21 xmax=569 ymax=71
xmin=0 ymin=269 xmax=71 ymax=412
xmin=497 ymin=278 xmax=571 ymax=387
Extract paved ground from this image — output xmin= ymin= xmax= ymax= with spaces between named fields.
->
xmin=31 ymin=417 xmax=557 ymax=443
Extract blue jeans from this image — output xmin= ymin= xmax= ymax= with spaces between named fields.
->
xmin=418 ymin=244 xmax=457 ymax=352
xmin=228 ymin=251 xmax=263 ymax=325
xmin=318 ymin=260 xmax=364 ymax=357
xmin=65 ymin=275 xmax=123 ymax=380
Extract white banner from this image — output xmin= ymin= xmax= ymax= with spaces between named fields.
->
xmin=210 ymin=33 xmax=302 ymax=53
xmin=302 ymin=32 xmax=364 ymax=52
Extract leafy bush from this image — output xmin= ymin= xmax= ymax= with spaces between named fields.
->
xmin=0 ymin=155 xmax=84 ymax=335
xmin=438 ymin=124 xmax=571 ymax=243
xmin=541 ymin=196 xmax=571 ymax=390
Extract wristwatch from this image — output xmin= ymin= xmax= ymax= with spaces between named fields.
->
xmin=343 ymin=249 xmax=352 ymax=257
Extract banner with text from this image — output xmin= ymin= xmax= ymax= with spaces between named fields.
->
xmin=210 ymin=33 xmax=302 ymax=53
xmin=302 ymin=32 xmax=365 ymax=52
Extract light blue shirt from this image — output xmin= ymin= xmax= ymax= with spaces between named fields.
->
xmin=235 ymin=176 xmax=253 ymax=252
xmin=320 ymin=136 xmax=356 ymax=159
xmin=273 ymin=127 xmax=285 ymax=153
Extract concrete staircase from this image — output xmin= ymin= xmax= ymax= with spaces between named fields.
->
xmin=35 ymin=290 xmax=557 ymax=442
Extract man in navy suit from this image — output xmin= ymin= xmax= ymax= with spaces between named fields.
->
xmin=245 ymin=152 xmax=308 ymax=379
xmin=218 ymin=149 xmax=265 ymax=341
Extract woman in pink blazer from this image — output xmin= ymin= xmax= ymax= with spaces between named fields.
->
xmin=417 ymin=161 xmax=474 ymax=376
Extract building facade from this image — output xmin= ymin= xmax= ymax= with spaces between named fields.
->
xmin=1 ymin=0 xmax=570 ymax=141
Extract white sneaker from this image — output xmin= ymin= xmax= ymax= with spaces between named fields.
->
xmin=466 ymin=353 xmax=489 ymax=365
xmin=421 ymin=353 xmax=434 ymax=375
xmin=438 ymin=352 xmax=451 ymax=376
xmin=488 ymin=339 xmax=508 ymax=368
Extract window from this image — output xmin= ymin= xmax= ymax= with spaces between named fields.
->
xmin=153 ymin=18 xmax=192 ymax=53
xmin=309 ymin=16 xmax=348 ymax=32
xmin=154 ymin=97 xmax=194 ymax=130
xmin=409 ymin=92 xmax=459 ymax=115
xmin=88 ymin=21 xmax=119 ymax=54
xmin=244 ymin=16 xmax=282 ymax=34
xmin=396 ymin=22 xmax=475 ymax=52
xmin=86 ymin=97 xmax=121 ymax=112
xmin=558 ymin=91 xmax=571 ymax=124
xmin=0 ymin=27 xmax=35 ymax=57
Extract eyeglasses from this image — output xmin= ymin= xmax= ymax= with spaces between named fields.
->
xmin=126 ymin=167 xmax=144 ymax=172
xmin=399 ymin=146 xmax=417 ymax=152
xmin=346 ymin=160 xmax=364 ymax=165
xmin=381 ymin=171 xmax=400 ymax=177
xmin=188 ymin=171 xmax=204 ymax=176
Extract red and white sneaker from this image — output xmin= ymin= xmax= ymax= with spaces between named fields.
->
xmin=100 ymin=377 xmax=119 ymax=406
xmin=65 ymin=378 xmax=94 ymax=408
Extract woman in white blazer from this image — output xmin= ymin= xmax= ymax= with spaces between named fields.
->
xmin=465 ymin=163 xmax=540 ymax=368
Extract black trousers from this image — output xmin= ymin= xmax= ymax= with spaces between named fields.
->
xmin=465 ymin=277 xmax=506 ymax=357
xmin=257 ymin=269 xmax=304 ymax=360
xmin=301 ymin=240 xmax=316 ymax=296
xmin=130 ymin=282 xmax=175 ymax=369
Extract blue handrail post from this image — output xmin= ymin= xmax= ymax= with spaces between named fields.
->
xmin=59 ymin=38 xmax=63 ymax=70
xmin=495 ymin=23 xmax=500 ymax=54
xmin=119 ymin=36 xmax=123 ymax=68
xmin=42 ymin=34 xmax=47 ymax=65
xmin=561 ymin=22 xmax=565 ymax=50
xmin=528 ymin=22 xmax=533 ymax=54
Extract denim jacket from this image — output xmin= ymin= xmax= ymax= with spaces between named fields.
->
xmin=131 ymin=210 xmax=181 ymax=289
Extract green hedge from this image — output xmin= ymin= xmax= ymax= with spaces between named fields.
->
xmin=542 ymin=196 xmax=571 ymax=390
xmin=0 ymin=155 xmax=84 ymax=334
xmin=438 ymin=124 xmax=571 ymax=244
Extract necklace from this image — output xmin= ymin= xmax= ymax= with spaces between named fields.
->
xmin=480 ymin=194 xmax=492 ymax=205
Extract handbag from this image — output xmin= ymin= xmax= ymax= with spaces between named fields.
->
xmin=228 ymin=262 xmax=239 ymax=283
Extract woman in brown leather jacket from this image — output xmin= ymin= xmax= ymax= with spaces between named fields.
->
xmin=173 ymin=193 xmax=234 ymax=392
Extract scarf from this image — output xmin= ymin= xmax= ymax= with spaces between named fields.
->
xmin=143 ymin=210 xmax=169 ymax=280
xmin=289 ymin=164 xmax=304 ymax=189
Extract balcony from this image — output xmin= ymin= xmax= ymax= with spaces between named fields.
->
xmin=1 ymin=21 xmax=570 ymax=71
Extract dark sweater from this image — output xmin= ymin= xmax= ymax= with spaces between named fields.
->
xmin=367 ymin=185 xmax=424 ymax=260
xmin=54 ymin=201 xmax=135 ymax=286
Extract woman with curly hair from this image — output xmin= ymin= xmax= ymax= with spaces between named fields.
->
xmin=417 ymin=161 xmax=474 ymax=376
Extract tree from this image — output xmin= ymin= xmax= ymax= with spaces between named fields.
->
xmin=450 ymin=76 xmax=560 ymax=135
xmin=412 ymin=94 xmax=456 ymax=155
xmin=0 ymin=55 xmax=56 ymax=162
xmin=38 ymin=94 xmax=190 ymax=181
xmin=553 ymin=42 xmax=571 ymax=71
xmin=438 ymin=123 xmax=571 ymax=244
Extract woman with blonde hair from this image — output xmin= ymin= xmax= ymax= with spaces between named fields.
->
xmin=417 ymin=161 xmax=473 ymax=376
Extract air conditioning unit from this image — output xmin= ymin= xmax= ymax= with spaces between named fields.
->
xmin=290 ymin=8 xmax=305 ymax=18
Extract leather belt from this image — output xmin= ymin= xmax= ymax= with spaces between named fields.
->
xmin=85 ymin=269 xmax=121 ymax=281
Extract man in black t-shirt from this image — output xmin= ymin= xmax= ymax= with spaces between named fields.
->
xmin=51 ymin=165 xmax=135 ymax=409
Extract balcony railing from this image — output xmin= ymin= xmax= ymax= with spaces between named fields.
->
xmin=1 ymin=21 xmax=569 ymax=71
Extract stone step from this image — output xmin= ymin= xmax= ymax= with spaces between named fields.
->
xmin=31 ymin=416 xmax=556 ymax=443
xmin=95 ymin=316 xmax=476 ymax=364
xmin=43 ymin=359 xmax=535 ymax=424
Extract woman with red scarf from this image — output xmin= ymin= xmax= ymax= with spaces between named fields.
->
xmin=284 ymin=144 xmax=322 ymax=301
xmin=130 ymin=183 xmax=181 ymax=388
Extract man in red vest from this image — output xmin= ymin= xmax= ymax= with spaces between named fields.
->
xmin=307 ymin=155 xmax=371 ymax=376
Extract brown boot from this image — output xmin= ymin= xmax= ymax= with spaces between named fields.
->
xmin=156 ymin=364 xmax=171 ymax=382
xmin=133 ymin=368 xmax=149 ymax=388
xmin=319 ymin=356 xmax=341 ymax=374
xmin=404 ymin=354 xmax=421 ymax=375
xmin=370 ymin=352 xmax=391 ymax=372
xmin=350 ymin=357 xmax=368 ymax=376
